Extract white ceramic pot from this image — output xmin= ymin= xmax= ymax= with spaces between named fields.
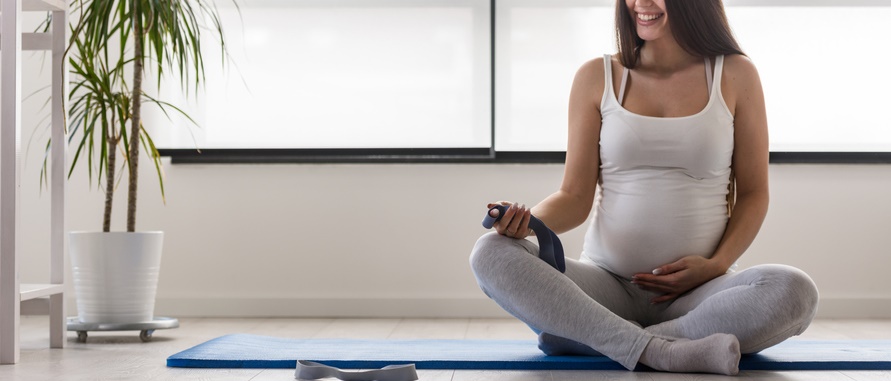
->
xmin=69 ymin=232 xmax=164 ymax=324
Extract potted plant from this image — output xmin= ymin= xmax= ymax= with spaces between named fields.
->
xmin=52 ymin=0 xmax=234 ymax=324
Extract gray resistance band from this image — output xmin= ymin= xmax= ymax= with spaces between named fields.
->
xmin=482 ymin=205 xmax=566 ymax=273
xmin=294 ymin=360 xmax=418 ymax=381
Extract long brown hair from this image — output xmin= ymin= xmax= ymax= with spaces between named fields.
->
xmin=614 ymin=0 xmax=743 ymax=215
xmin=615 ymin=0 xmax=745 ymax=68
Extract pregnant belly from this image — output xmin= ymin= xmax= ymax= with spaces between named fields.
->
xmin=582 ymin=196 xmax=728 ymax=279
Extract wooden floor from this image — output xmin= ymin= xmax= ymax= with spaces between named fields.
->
xmin=1 ymin=317 xmax=890 ymax=380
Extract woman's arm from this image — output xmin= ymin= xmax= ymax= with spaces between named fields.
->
xmin=533 ymin=58 xmax=605 ymax=234
xmin=631 ymin=55 xmax=770 ymax=302
xmin=492 ymin=57 xmax=605 ymax=237
xmin=708 ymin=54 xmax=771 ymax=271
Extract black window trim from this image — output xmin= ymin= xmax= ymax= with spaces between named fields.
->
xmin=158 ymin=149 xmax=891 ymax=164
xmin=156 ymin=0 xmax=891 ymax=165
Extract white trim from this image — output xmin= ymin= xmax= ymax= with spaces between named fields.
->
xmin=0 ymin=0 xmax=23 ymax=365
xmin=22 ymin=0 xmax=65 ymax=12
xmin=153 ymin=297 xmax=512 ymax=318
xmin=144 ymin=297 xmax=891 ymax=319
xmin=1 ymin=2 xmax=67 ymax=363
xmin=49 ymin=8 xmax=67 ymax=350
xmin=19 ymin=284 xmax=65 ymax=301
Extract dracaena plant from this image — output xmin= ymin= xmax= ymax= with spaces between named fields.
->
xmin=46 ymin=0 xmax=235 ymax=232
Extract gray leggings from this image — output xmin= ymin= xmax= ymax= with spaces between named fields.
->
xmin=469 ymin=232 xmax=819 ymax=370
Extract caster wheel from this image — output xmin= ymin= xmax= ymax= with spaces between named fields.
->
xmin=77 ymin=331 xmax=87 ymax=343
xmin=139 ymin=330 xmax=154 ymax=342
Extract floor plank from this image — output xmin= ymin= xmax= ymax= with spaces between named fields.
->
xmin=2 ymin=317 xmax=890 ymax=380
xmin=387 ymin=318 xmax=470 ymax=340
xmin=237 ymin=318 xmax=333 ymax=338
xmin=792 ymin=319 xmax=852 ymax=340
xmin=817 ymin=320 xmax=891 ymax=340
xmin=452 ymin=369 xmax=551 ymax=381
xmin=736 ymin=371 xmax=854 ymax=380
xmin=465 ymin=318 xmax=538 ymax=340
xmin=843 ymin=371 xmax=891 ymax=381
xmin=310 ymin=318 xmax=401 ymax=339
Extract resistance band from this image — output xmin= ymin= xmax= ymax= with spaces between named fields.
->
xmin=295 ymin=360 xmax=417 ymax=381
xmin=482 ymin=205 xmax=566 ymax=273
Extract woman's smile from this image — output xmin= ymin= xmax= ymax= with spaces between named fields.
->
xmin=636 ymin=12 xmax=665 ymax=27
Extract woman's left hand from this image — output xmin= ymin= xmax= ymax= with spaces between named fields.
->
xmin=631 ymin=256 xmax=726 ymax=304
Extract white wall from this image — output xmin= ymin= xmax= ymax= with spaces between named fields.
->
xmin=17 ymin=158 xmax=891 ymax=319
xmin=13 ymin=44 xmax=891 ymax=320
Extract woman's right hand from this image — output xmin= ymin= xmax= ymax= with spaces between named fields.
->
xmin=487 ymin=201 xmax=532 ymax=239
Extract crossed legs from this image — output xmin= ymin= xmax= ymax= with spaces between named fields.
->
xmin=469 ymin=233 xmax=744 ymax=374
xmin=645 ymin=264 xmax=819 ymax=354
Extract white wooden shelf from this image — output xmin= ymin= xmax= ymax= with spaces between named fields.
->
xmin=20 ymin=284 xmax=66 ymax=302
xmin=1 ymin=0 xmax=68 ymax=365
xmin=22 ymin=0 xmax=65 ymax=12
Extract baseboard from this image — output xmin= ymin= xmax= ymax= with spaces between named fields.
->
xmin=153 ymin=297 xmax=514 ymax=318
xmin=814 ymin=297 xmax=891 ymax=319
xmin=73 ymin=296 xmax=891 ymax=319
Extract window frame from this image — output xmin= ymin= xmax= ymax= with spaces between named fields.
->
xmin=158 ymin=0 xmax=891 ymax=164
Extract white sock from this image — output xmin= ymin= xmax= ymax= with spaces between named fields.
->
xmin=638 ymin=334 xmax=740 ymax=375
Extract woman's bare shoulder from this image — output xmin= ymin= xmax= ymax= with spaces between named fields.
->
xmin=721 ymin=54 xmax=764 ymax=113
xmin=571 ymin=57 xmax=608 ymax=104
xmin=576 ymin=56 xmax=606 ymax=84
xmin=722 ymin=54 xmax=761 ymax=83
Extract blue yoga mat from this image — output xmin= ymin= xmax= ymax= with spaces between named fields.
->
xmin=167 ymin=334 xmax=891 ymax=371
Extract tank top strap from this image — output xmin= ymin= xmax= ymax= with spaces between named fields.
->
xmin=605 ymin=55 xmax=725 ymax=106
xmin=712 ymin=55 xmax=725 ymax=97
xmin=602 ymin=55 xmax=630 ymax=106
xmin=705 ymin=57 xmax=713 ymax=97
xmin=617 ymin=67 xmax=630 ymax=106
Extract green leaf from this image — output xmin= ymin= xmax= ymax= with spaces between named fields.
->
xmin=56 ymin=0 xmax=239 ymax=229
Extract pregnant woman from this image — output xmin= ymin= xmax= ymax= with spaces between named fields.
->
xmin=469 ymin=0 xmax=818 ymax=375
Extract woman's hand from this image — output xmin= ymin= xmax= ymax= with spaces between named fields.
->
xmin=487 ymin=201 xmax=533 ymax=239
xmin=630 ymin=256 xmax=726 ymax=304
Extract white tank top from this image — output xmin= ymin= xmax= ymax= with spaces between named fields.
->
xmin=580 ymin=55 xmax=734 ymax=279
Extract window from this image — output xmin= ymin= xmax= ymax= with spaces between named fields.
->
xmin=727 ymin=3 xmax=891 ymax=152
xmin=495 ymin=0 xmax=613 ymax=152
xmin=497 ymin=0 xmax=891 ymax=153
xmin=149 ymin=0 xmax=491 ymax=150
xmin=153 ymin=0 xmax=891 ymax=162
